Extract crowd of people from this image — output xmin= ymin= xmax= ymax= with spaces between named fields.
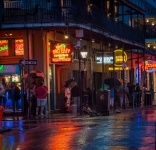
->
xmin=0 ymin=78 xmax=21 ymax=112
xmin=24 ymin=80 xmax=48 ymax=117
xmin=0 ymin=78 xmax=48 ymax=117
xmin=108 ymin=83 xmax=149 ymax=109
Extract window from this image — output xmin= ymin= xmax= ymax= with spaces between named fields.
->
xmin=0 ymin=40 xmax=9 ymax=56
xmin=14 ymin=39 xmax=24 ymax=56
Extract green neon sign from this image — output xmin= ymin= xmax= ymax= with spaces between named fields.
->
xmin=0 ymin=45 xmax=8 ymax=51
xmin=0 ymin=65 xmax=4 ymax=71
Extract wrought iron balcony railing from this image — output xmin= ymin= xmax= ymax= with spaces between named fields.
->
xmin=3 ymin=0 xmax=144 ymax=44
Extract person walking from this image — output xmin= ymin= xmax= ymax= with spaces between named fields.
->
xmin=41 ymin=80 xmax=48 ymax=115
xmin=0 ymin=78 xmax=7 ymax=108
xmin=9 ymin=82 xmax=21 ymax=112
xmin=71 ymin=82 xmax=80 ymax=112
xmin=34 ymin=81 xmax=47 ymax=117
xmin=65 ymin=84 xmax=71 ymax=112
xmin=109 ymin=86 xmax=114 ymax=109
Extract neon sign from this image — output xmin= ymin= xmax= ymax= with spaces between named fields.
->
xmin=51 ymin=43 xmax=72 ymax=63
xmin=108 ymin=49 xmax=127 ymax=70
xmin=0 ymin=40 xmax=8 ymax=56
xmin=114 ymin=49 xmax=127 ymax=66
xmin=142 ymin=60 xmax=156 ymax=72
xmin=96 ymin=56 xmax=113 ymax=64
xmin=109 ymin=67 xmax=129 ymax=70
xmin=0 ymin=65 xmax=4 ymax=71
xmin=15 ymin=39 xmax=24 ymax=55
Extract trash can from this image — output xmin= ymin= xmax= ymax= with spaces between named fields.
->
xmin=144 ymin=91 xmax=152 ymax=106
xmin=96 ymin=90 xmax=110 ymax=116
xmin=83 ymin=90 xmax=88 ymax=104
xmin=71 ymin=104 xmax=77 ymax=114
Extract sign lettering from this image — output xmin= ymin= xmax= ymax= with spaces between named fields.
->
xmin=51 ymin=43 xmax=72 ymax=63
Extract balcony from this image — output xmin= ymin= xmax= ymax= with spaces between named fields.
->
xmin=2 ymin=0 xmax=144 ymax=45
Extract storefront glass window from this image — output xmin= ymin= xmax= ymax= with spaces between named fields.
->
xmin=0 ymin=40 xmax=8 ymax=56
xmin=15 ymin=39 xmax=24 ymax=56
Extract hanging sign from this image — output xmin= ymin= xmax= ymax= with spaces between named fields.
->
xmin=51 ymin=43 xmax=72 ymax=63
xmin=142 ymin=60 xmax=156 ymax=72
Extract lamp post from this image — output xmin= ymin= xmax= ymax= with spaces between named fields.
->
xmin=75 ymin=40 xmax=88 ymax=115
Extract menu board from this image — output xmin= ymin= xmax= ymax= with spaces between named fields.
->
xmin=0 ymin=40 xmax=8 ymax=56
xmin=15 ymin=39 xmax=24 ymax=56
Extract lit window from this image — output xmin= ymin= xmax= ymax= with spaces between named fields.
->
xmin=15 ymin=39 xmax=24 ymax=56
xmin=0 ymin=40 xmax=9 ymax=56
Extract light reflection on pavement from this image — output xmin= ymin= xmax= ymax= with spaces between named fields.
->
xmin=1 ymin=108 xmax=156 ymax=150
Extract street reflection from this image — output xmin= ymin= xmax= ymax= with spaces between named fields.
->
xmin=48 ymin=122 xmax=80 ymax=150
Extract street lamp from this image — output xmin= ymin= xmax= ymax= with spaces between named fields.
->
xmin=74 ymin=40 xmax=82 ymax=115
xmin=80 ymin=50 xmax=88 ymax=90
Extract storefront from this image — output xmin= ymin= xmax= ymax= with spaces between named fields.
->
xmin=0 ymin=65 xmax=22 ymax=111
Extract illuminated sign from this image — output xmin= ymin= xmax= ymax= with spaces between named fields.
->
xmin=114 ymin=49 xmax=127 ymax=66
xmin=0 ymin=65 xmax=4 ymax=71
xmin=109 ymin=67 xmax=129 ymax=71
xmin=142 ymin=60 xmax=156 ymax=72
xmin=15 ymin=39 xmax=24 ymax=56
xmin=108 ymin=49 xmax=127 ymax=70
xmin=51 ymin=43 xmax=72 ymax=63
xmin=96 ymin=56 xmax=113 ymax=64
xmin=0 ymin=40 xmax=8 ymax=56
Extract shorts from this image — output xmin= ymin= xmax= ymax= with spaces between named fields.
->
xmin=37 ymin=99 xmax=46 ymax=106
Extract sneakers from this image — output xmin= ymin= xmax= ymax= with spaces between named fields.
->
xmin=40 ymin=113 xmax=44 ymax=117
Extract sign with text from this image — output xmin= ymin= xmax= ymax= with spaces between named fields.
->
xmin=96 ymin=56 xmax=113 ymax=64
xmin=51 ymin=43 xmax=72 ymax=63
xmin=142 ymin=60 xmax=156 ymax=72
xmin=0 ymin=40 xmax=8 ymax=56
xmin=19 ymin=60 xmax=37 ymax=66
xmin=15 ymin=39 xmax=24 ymax=56
xmin=114 ymin=49 xmax=127 ymax=66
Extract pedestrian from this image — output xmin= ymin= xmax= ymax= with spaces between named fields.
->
xmin=9 ymin=82 xmax=21 ymax=112
xmin=118 ymin=84 xmax=129 ymax=108
xmin=0 ymin=78 xmax=7 ymax=108
xmin=135 ymin=83 xmax=142 ymax=107
xmin=127 ymin=83 xmax=134 ymax=107
xmin=109 ymin=86 xmax=114 ymax=109
xmin=65 ymin=84 xmax=71 ymax=112
xmin=41 ymin=80 xmax=48 ymax=115
xmin=30 ymin=82 xmax=37 ymax=116
xmin=34 ymin=81 xmax=47 ymax=117
xmin=71 ymin=82 xmax=80 ymax=112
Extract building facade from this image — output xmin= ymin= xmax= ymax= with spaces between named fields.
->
xmin=0 ymin=0 xmax=150 ymax=112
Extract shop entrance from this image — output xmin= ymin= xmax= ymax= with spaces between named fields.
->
xmin=0 ymin=65 xmax=23 ymax=114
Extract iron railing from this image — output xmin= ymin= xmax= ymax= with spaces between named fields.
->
xmin=3 ymin=0 xmax=144 ymax=44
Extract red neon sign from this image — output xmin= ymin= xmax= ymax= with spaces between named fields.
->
xmin=142 ymin=60 xmax=156 ymax=71
xmin=0 ymin=40 xmax=8 ymax=56
xmin=15 ymin=39 xmax=24 ymax=56
xmin=51 ymin=43 xmax=72 ymax=63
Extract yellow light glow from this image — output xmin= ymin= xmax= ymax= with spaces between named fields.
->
xmin=109 ymin=67 xmax=129 ymax=71
xmin=114 ymin=49 xmax=127 ymax=66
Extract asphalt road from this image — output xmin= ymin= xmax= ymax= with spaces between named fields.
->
xmin=1 ymin=108 xmax=156 ymax=150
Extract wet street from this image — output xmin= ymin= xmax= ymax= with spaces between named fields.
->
xmin=1 ymin=108 xmax=156 ymax=150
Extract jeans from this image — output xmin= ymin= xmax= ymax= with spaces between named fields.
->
xmin=12 ymin=97 xmax=19 ymax=111
xmin=0 ymin=96 xmax=6 ymax=107
xmin=73 ymin=97 xmax=80 ymax=112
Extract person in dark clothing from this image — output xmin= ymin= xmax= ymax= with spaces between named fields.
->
xmin=127 ymin=83 xmax=134 ymax=106
xmin=71 ymin=82 xmax=80 ymax=112
xmin=135 ymin=83 xmax=141 ymax=107
xmin=9 ymin=82 xmax=20 ymax=112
